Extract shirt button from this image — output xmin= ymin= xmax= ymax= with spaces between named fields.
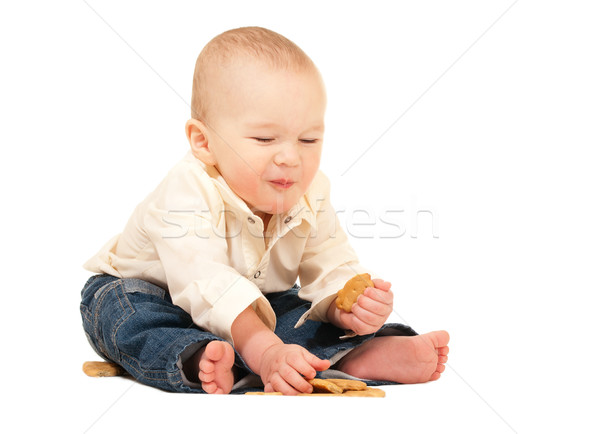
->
xmin=284 ymin=216 xmax=292 ymax=224
xmin=254 ymin=271 xmax=261 ymax=279
xmin=248 ymin=217 xmax=255 ymax=224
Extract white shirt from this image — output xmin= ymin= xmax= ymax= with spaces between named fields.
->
xmin=83 ymin=151 xmax=375 ymax=345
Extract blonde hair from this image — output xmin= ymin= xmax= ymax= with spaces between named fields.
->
xmin=190 ymin=26 xmax=316 ymax=121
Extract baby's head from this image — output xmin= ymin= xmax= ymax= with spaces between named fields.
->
xmin=185 ymin=27 xmax=326 ymax=217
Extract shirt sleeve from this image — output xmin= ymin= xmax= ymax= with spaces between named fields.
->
xmin=295 ymin=176 xmax=377 ymax=328
xmin=143 ymin=177 xmax=275 ymax=346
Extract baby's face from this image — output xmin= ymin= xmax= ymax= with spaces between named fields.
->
xmin=203 ymin=58 xmax=326 ymax=216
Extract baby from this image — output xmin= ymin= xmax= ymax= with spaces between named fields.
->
xmin=80 ymin=26 xmax=449 ymax=395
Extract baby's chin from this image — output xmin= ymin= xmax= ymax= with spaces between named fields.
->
xmin=251 ymin=203 xmax=294 ymax=216
xmin=248 ymin=193 xmax=302 ymax=216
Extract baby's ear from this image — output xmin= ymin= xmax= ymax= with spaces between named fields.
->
xmin=185 ymin=119 xmax=217 ymax=165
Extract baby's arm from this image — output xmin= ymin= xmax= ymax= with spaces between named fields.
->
xmin=232 ymin=306 xmax=330 ymax=395
xmin=327 ymin=278 xmax=394 ymax=335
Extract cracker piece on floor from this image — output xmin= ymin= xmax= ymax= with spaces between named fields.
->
xmin=343 ymin=387 xmax=386 ymax=397
xmin=325 ymin=378 xmax=367 ymax=391
xmin=307 ymin=378 xmax=343 ymax=394
xmin=245 ymin=387 xmax=385 ymax=397
xmin=82 ymin=361 xmax=125 ymax=377
xmin=335 ymin=273 xmax=374 ymax=313
xmin=245 ymin=392 xmax=283 ymax=395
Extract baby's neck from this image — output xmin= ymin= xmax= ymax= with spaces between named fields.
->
xmin=250 ymin=208 xmax=272 ymax=234
xmin=258 ymin=212 xmax=272 ymax=233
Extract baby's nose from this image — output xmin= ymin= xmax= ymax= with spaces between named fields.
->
xmin=274 ymin=142 xmax=301 ymax=166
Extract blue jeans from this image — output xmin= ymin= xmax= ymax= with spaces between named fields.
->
xmin=80 ymin=274 xmax=418 ymax=393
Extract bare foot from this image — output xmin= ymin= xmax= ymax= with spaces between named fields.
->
xmin=184 ymin=340 xmax=236 ymax=394
xmin=336 ymin=330 xmax=450 ymax=384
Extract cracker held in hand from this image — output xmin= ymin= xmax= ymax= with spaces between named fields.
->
xmin=335 ymin=273 xmax=374 ymax=313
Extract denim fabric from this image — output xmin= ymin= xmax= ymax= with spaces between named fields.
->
xmin=80 ymin=274 xmax=417 ymax=394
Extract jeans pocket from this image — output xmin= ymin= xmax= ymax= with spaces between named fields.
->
xmin=80 ymin=276 xmax=169 ymax=364
xmin=82 ymin=278 xmax=129 ymax=362
xmin=81 ymin=275 xmax=116 ymax=360
xmin=120 ymin=278 xmax=166 ymax=299
xmin=80 ymin=300 xmax=92 ymax=324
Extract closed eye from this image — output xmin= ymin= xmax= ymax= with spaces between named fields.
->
xmin=299 ymin=139 xmax=319 ymax=144
xmin=252 ymin=137 xmax=275 ymax=143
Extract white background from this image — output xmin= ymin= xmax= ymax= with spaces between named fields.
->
xmin=1 ymin=1 xmax=599 ymax=433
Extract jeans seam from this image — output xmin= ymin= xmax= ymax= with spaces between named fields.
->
xmin=92 ymin=279 xmax=122 ymax=361
xmin=80 ymin=304 xmax=92 ymax=323
xmin=120 ymin=353 xmax=171 ymax=382
xmin=111 ymin=280 xmax=135 ymax=362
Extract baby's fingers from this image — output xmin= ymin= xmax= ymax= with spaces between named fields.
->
xmin=371 ymin=278 xmax=392 ymax=292
xmin=278 ymin=364 xmax=313 ymax=394
xmin=351 ymin=314 xmax=379 ymax=335
xmin=269 ymin=372 xmax=302 ymax=395
xmin=302 ymin=351 xmax=330 ymax=372
xmin=285 ymin=352 xmax=317 ymax=381
xmin=356 ymin=291 xmax=393 ymax=316
xmin=364 ymin=286 xmax=393 ymax=305
xmin=352 ymin=302 xmax=387 ymax=327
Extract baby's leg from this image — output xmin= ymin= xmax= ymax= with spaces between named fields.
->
xmin=80 ymin=275 xmax=233 ymax=393
xmin=336 ymin=331 xmax=450 ymax=383
xmin=183 ymin=341 xmax=236 ymax=394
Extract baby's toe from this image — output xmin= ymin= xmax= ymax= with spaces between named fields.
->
xmin=204 ymin=340 xmax=226 ymax=361
xmin=429 ymin=371 xmax=441 ymax=381
xmin=199 ymin=357 xmax=215 ymax=374
xmin=199 ymin=369 xmax=215 ymax=382
xmin=202 ymin=381 xmax=217 ymax=394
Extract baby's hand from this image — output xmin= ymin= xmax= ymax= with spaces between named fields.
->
xmin=259 ymin=343 xmax=330 ymax=395
xmin=332 ymin=279 xmax=394 ymax=335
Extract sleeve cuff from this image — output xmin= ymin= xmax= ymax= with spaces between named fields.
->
xmin=189 ymin=277 xmax=276 ymax=346
xmin=294 ymin=292 xmax=337 ymax=328
xmin=294 ymin=263 xmax=380 ymax=329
